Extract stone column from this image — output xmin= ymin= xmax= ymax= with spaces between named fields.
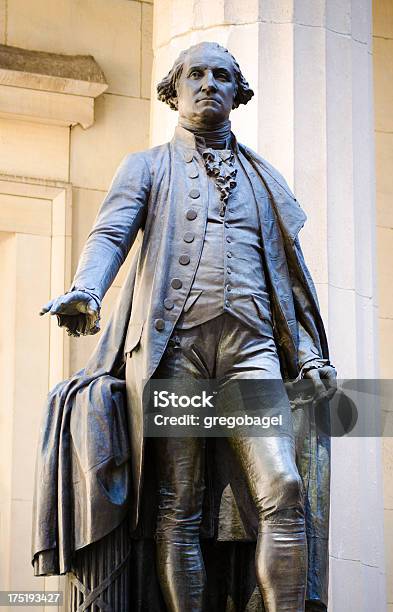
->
xmin=374 ymin=0 xmax=393 ymax=608
xmin=150 ymin=1 xmax=386 ymax=609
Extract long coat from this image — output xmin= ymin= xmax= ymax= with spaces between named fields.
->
xmin=33 ymin=126 xmax=330 ymax=607
xmin=71 ymin=125 xmax=329 ymax=525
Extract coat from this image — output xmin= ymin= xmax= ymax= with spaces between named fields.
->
xmin=70 ymin=125 xmax=329 ymax=527
xmin=33 ymin=126 xmax=330 ymax=606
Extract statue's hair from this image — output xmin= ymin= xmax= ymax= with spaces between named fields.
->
xmin=157 ymin=42 xmax=254 ymax=111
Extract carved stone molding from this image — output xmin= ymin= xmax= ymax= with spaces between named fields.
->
xmin=0 ymin=44 xmax=108 ymax=128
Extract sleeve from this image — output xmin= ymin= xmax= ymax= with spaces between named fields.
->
xmin=56 ymin=152 xmax=151 ymax=336
xmin=71 ymin=152 xmax=151 ymax=299
xmin=297 ymin=322 xmax=330 ymax=378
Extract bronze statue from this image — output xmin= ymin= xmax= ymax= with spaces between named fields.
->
xmin=35 ymin=42 xmax=336 ymax=612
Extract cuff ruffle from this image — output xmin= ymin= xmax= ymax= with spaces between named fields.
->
xmin=298 ymin=358 xmax=332 ymax=379
xmin=56 ymin=288 xmax=101 ymax=338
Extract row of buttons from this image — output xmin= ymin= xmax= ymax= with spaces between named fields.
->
xmin=181 ymin=165 xmax=199 ymax=256
xmin=155 ymin=153 xmax=199 ymax=331
xmin=184 ymin=174 xmax=199 ymax=241
xmin=224 ymin=198 xmax=233 ymax=307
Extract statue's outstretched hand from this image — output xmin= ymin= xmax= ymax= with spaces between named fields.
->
xmin=303 ymin=365 xmax=337 ymax=405
xmin=39 ymin=289 xmax=101 ymax=337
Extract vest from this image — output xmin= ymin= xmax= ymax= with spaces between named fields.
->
xmin=177 ymin=150 xmax=272 ymax=332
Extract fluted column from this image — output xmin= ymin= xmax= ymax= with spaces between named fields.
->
xmin=150 ymin=1 xmax=386 ymax=609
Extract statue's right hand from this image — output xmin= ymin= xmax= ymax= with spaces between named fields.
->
xmin=39 ymin=290 xmax=101 ymax=337
xmin=40 ymin=290 xmax=98 ymax=317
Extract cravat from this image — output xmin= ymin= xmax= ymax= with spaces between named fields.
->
xmin=200 ymin=148 xmax=237 ymax=216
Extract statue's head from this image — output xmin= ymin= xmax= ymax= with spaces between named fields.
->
xmin=157 ymin=42 xmax=254 ymax=127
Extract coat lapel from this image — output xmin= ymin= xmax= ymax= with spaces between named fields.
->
xmin=239 ymin=144 xmax=307 ymax=243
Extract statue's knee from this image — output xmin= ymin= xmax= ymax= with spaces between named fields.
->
xmin=281 ymin=472 xmax=304 ymax=508
xmin=256 ymin=471 xmax=304 ymax=521
xmin=156 ymin=484 xmax=204 ymax=538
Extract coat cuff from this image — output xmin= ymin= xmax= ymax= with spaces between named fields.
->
xmin=297 ymin=358 xmax=331 ymax=380
xmin=68 ymin=286 xmax=101 ymax=307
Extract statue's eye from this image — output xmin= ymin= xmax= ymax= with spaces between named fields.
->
xmin=189 ymin=69 xmax=202 ymax=79
xmin=216 ymin=71 xmax=230 ymax=81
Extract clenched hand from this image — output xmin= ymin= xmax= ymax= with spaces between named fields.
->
xmin=303 ymin=365 xmax=337 ymax=405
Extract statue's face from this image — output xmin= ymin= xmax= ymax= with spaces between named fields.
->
xmin=176 ymin=46 xmax=236 ymax=127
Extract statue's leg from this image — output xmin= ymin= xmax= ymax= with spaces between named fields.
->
xmin=153 ymin=436 xmax=207 ymax=612
xmin=217 ymin=315 xmax=307 ymax=612
xmin=227 ymin=433 xmax=306 ymax=612
xmin=152 ymin=325 xmax=213 ymax=612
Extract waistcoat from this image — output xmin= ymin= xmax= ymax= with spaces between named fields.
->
xmin=177 ymin=150 xmax=272 ymax=332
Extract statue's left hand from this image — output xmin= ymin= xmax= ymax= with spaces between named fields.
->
xmin=303 ymin=365 xmax=337 ymax=405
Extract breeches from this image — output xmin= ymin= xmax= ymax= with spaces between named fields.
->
xmin=152 ymin=314 xmax=306 ymax=612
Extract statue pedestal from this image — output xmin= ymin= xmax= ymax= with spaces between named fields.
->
xmin=68 ymin=520 xmax=131 ymax=612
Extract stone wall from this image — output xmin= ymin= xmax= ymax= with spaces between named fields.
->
xmin=0 ymin=1 xmax=152 ymax=608
xmin=0 ymin=0 xmax=152 ymax=372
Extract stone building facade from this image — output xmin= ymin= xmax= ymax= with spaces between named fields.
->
xmin=0 ymin=0 xmax=391 ymax=610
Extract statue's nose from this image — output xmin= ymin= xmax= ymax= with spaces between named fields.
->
xmin=201 ymin=71 xmax=218 ymax=93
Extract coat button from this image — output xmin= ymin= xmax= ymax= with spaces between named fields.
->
xmin=155 ymin=318 xmax=165 ymax=331
xmin=189 ymin=189 xmax=200 ymax=199
xmin=184 ymin=151 xmax=194 ymax=163
xmin=183 ymin=232 xmax=195 ymax=243
xmin=164 ymin=299 xmax=174 ymax=310
xmin=188 ymin=168 xmax=199 ymax=179
xmin=226 ymin=236 xmax=232 ymax=243
xmin=227 ymin=251 xmax=232 ymax=258
xmin=179 ymin=254 xmax=190 ymax=265
xmin=186 ymin=209 xmax=197 ymax=220
xmin=171 ymin=278 xmax=182 ymax=289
